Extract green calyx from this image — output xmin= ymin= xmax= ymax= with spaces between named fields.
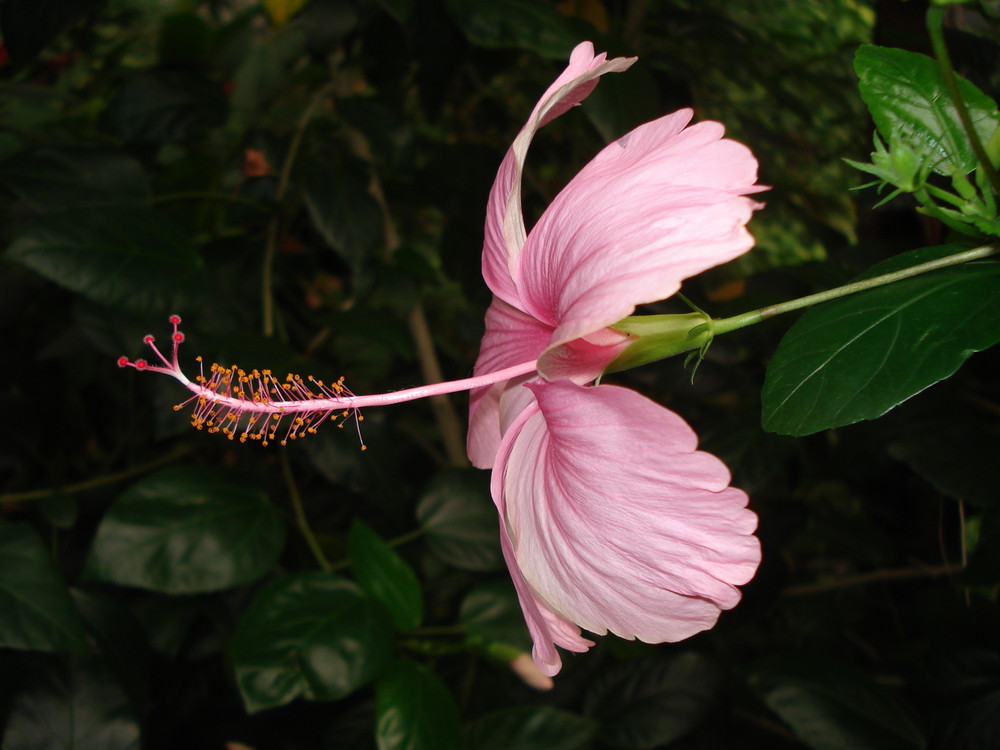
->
xmin=605 ymin=311 xmax=713 ymax=375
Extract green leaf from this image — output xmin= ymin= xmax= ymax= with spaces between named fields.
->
xmin=582 ymin=652 xmax=722 ymax=749
xmin=4 ymin=206 xmax=207 ymax=313
xmin=854 ymin=45 xmax=999 ymax=175
xmin=0 ymin=147 xmax=150 ymax=211
xmin=748 ymin=657 xmax=926 ymax=750
xmin=300 ymin=151 xmax=383 ymax=271
xmin=416 ymin=469 xmax=503 ymax=572
xmin=459 ymin=580 xmax=531 ymax=652
xmin=964 ymin=510 xmax=1000 ymax=584
xmin=3 ymin=655 xmax=142 ymax=750
xmin=85 ymin=467 xmax=285 ymax=594
xmin=762 ymin=246 xmax=1000 ymax=435
xmin=463 ymin=706 xmax=597 ymax=750
xmin=0 ymin=522 xmax=89 ymax=654
xmin=443 ymin=0 xmax=590 ymax=59
xmin=229 ymin=572 xmax=394 ymax=713
xmin=103 ymin=71 xmax=228 ymax=144
xmin=375 ymin=658 xmax=461 ymax=750
xmin=349 ymin=519 xmax=424 ymax=631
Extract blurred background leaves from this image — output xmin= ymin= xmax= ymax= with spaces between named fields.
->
xmin=1 ymin=0 xmax=999 ymax=749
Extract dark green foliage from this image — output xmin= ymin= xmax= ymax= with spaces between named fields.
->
xmin=1 ymin=1 xmax=999 ymax=749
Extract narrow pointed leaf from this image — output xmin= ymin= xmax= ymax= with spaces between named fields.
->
xmin=349 ymin=519 xmax=424 ymax=631
xmin=375 ymin=658 xmax=461 ymax=750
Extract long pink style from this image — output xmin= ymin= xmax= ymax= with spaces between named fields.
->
xmin=119 ymin=315 xmax=538 ymax=446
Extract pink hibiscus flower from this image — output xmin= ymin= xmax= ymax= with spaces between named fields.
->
xmin=120 ymin=42 xmax=762 ymax=678
xmin=465 ymin=42 xmax=763 ymax=676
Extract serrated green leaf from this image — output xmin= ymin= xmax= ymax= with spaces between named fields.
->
xmin=0 ymin=147 xmax=150 ymax=211
xmin=85 ymin=467 xmax=285 ymax=594
xmin=230 ymin=572 xmax=394 ymax=713
xmin=854 ymin=44 xmax=999 ymax=175
xmin=748 ymin=656 xmax=926 ymax=750
xmin=582 ymin=653 xmax=722 ymax=749
xmin=463 ymin=706 xmax=597 ymax=750
xmin=350 ymin=519 xmax=424 ymax=631
xmin=0 ymin=522 xmax=89 ymax=654
xmin=3 ymin=655 xmax=141 ymax=750
xmin=4 ymin=206 xmax=207 ymax=313
xmin=443 ymin=0 xmax=590 ymax=59
xmin=762 ymin=246 xmax=1000 ymax=435
xmin=416 ymin=469 xmax=502 ymax=572
xmin=375 ymin=658 xmax=461 ymax=750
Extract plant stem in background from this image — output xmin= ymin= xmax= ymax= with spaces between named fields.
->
xmin=280 ymin=451 xmax=333 ymax=572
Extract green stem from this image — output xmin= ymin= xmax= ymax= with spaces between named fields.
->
xmin=713 ymin=244 xmax=998 ymax=336
xmin=279 ymin=452 xmax=332 ymax=572
xmin=926 ymin=6 xmax=1000 ymax=195
xmin=261 ymin=83 xmax=333 ymax=337
xmin=0 ymin=445 xmax=193 ymax=505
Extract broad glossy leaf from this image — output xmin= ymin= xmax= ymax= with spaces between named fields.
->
xmin=0 ymin=522 xmax=88 ymax=654
xmin=459 ymin=580 xmax=531 ymax=652
xmin=463 ymin=706 xmax=597 ymax=750
xmin=854 ymin=45 xmax=999 ymax=175
xmin=350 ymin=519 xmax=424 ymax=631
xmin=5 ymin=206 xmax=207 ymax=313
xmin=762 ymin=246 xmax=1000 ymax=435
xmin=3 ymin=655 xmax=141 ymax=750
xmin=229 ymin=572 xmax=394 ymax=713
xmin=582 ymin=652 xmax=722 ymax=749
xmin=103 ymin=71 xmax=227 ymax=144
xmin=749 ymin=657 xmax=926 ymax=750
xmin=85 ymin=466 xmax=285 ymax=594
xmin=416 ymin=469 xmax=502 ymax=572
xmin=375 ymin=659 xmax=461 ymax=750
xmin=0 ymin=147 xmax=150 ymax=211
xmin=444 ymin=0 xmax=590 ymax=59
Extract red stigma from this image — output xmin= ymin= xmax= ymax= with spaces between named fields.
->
xmin=135 ymin=359 xmax=148 ymax=370
xmin=143 ymin=335 xmax=155 ymax=344
xmin=169 ymin=314 xmax=182 ymax=324
xmin=117 ymin=356 xmax=129 ymax=367
xmin=173 ymin=332 xmax=185 ymax=343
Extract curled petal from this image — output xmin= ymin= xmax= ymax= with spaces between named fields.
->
xmin=491 ymin=398 xmax=595 ymax=676
xmin=498 ymin=380 xmax=759 ymax=669
xmin=509 ymin=110 xmax=763 ymax=377
xmin=482 ymin=42 xmax=636 ymax=309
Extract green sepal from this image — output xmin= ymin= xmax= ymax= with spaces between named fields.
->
xmin=605 ymin=312 xmax=713 ymax=375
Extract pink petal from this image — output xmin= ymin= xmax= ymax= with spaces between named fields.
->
xmin=491 ymin=398 xmax=595 ymax=676
xmin=482 ymin=43 xmax=636 ymax=310
xmin=467 ymin=297 xmax=552 ymax=468
xmin=507 ymin=111 xmax=762 ymax=378
xmin=496 ymin=379 xmax=759 ymax=667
